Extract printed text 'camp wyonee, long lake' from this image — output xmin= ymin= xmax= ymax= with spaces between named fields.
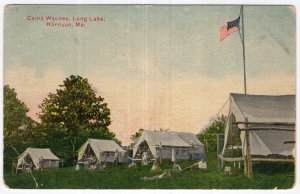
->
xmin=26 ymin=16 xmax=106 ymax=28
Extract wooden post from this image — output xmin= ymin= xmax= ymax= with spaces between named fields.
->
xmin=244 ymin=122 xmax=248 ymax=175
xmin=217 ymin=134 xmax=220 ymax=169
xmin=244 ymin=117 xmax=253 ymax=179
xmin=205 ymin=139 xmax=209 ymax=152
xmin=192 ymin=143 xmax=194 ymax=160
xmin=231 ymin=123 xmax=234 ymax=158
xmin=217 ymin=134 xmax=220 ymax=154
xmin=160 ymin=142 xmax=162 ymax=164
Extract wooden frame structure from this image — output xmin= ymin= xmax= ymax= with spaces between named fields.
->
xmin=218 ymin=93 xmax=295 ymax=179
xmin=218 ymin=117 xmax=295 ymax=179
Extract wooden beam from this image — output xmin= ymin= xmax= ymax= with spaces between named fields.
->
xmin=239 ymin=127 xmax=295 ymax=131
xmin=217 ymin=155 xmax=294 ymax=163
xmin=284 ymin=141 xmax=295 ymax=144
xmin=233 ymin=121 xmax=295 ymax=125
xmin=251 ymin=158 xmax=294 ymax=163
xmin=218 ymin=154 xmax=244 ymax=162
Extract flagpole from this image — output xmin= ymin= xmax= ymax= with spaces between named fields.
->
xmin=241 ymin=5 xmax=247 ymax=94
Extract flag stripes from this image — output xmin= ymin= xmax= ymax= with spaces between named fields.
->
xmin=220 ymin=16 xmax=240 ymax=41
xmin=220 ymin=24 xmax=239 ymax=41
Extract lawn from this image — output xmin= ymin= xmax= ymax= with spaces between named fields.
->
xmin=4 ymin=152 xmax=295 ymax=189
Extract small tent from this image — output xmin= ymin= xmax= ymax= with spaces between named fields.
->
xmin=16 ymin=148 xmax=60 ymax=172
xmin=220 ymin=93 xmax=295 ymax=177
xmin=78 ymin=139 xmax=127 ymax=163
xmin=133 ymin=130 xmax=205 ymax=161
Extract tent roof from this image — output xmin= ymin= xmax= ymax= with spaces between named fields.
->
xmin=21 ymin=148 xmax=60 ymax=160
xmin=78 ymin=139 xmax=126 ymax=162
xmin=175 ymin=132 xmax=204 ymax=146
xmin=17 ymin=148 xmax=60 ymax=168
xmin=133 ymin=130 xmax=203 ymax=158
xmin=87 ymin=139 xmax=125 ymax=152
xmin=230 ymin=93 xmax=295 ymax=123
xmin=140 ymin=130 xmax=193 ymax=147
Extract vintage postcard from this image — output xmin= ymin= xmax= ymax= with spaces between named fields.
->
xmin=1 ymin=3 xmax=296 ymax=190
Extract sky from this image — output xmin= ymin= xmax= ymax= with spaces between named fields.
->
xmin=3 ymin=5 xmax=296 ymax=144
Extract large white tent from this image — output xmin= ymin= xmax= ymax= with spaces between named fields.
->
xmin=16 ymin=148 xmax=60 ymax=171
xmin=222 ymin=93 xmax=295 ymax=158
xmin=133 ymin=130 xmax=205 ymax=161
xmin=78 ymin=139 xmax=127 ymax=163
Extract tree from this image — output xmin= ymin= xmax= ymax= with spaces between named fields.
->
xmin=4 ymin=85 xmax=29 ymax=144
xmin=197 ymin=115 xmax=227 ymax=152
xmin=3 ymin=85 xmax=38 ymax=148
xmin=39 ymin=75 xmax=116 ymax=165
xmin=3 ymin=85 xmax=36 ymax=172
xmin=130 ymin=128 xmax=144 ymax=143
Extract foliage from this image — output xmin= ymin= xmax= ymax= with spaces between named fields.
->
xmin=4 ymin=85 xmax=30 ymax=145
xmin=38 ymin=75 xmax=116 ymax=165
xmin=3 ymin=85 xmax=38 ymax=172
xmin=154 ymin=128 xmax=170 ymax=132
xmin=197 ymin=115 xmax=227 ymax=152
xmin=4 ymin=152 xmax=294 ymax=189
xmin=130 ymin=128 xmax=144 ymax=143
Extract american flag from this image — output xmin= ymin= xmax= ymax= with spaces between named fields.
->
xmin=220 ymin=16 xmax=240 ymax=41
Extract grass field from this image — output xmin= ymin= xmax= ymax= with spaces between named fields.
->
xmin=4 ymin=152 xmax=295 ymax=189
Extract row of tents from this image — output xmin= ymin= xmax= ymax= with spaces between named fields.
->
xmin=15 ymin=93 xmax=296 ymax=176
xmin=16 ymin=131 xmax=205 ymax=172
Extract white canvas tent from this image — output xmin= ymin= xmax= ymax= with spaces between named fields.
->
xmin=222 ymin=93 xmax=295 ymax=157
xmin=220 ymin=93 xmax=295 ymax=177
xmin=133 ymin=130 xmax=205 ymax=161
xmin=16 ymin=148 xmax=60 ymax=172
xmin=78 ymin=139 xmax=127 ymax=163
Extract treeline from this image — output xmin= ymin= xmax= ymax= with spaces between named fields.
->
xmin=4 ymin=74 xmax=227 ymax=173
xmin=3 ymin=75 xmax=118 ymax=173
